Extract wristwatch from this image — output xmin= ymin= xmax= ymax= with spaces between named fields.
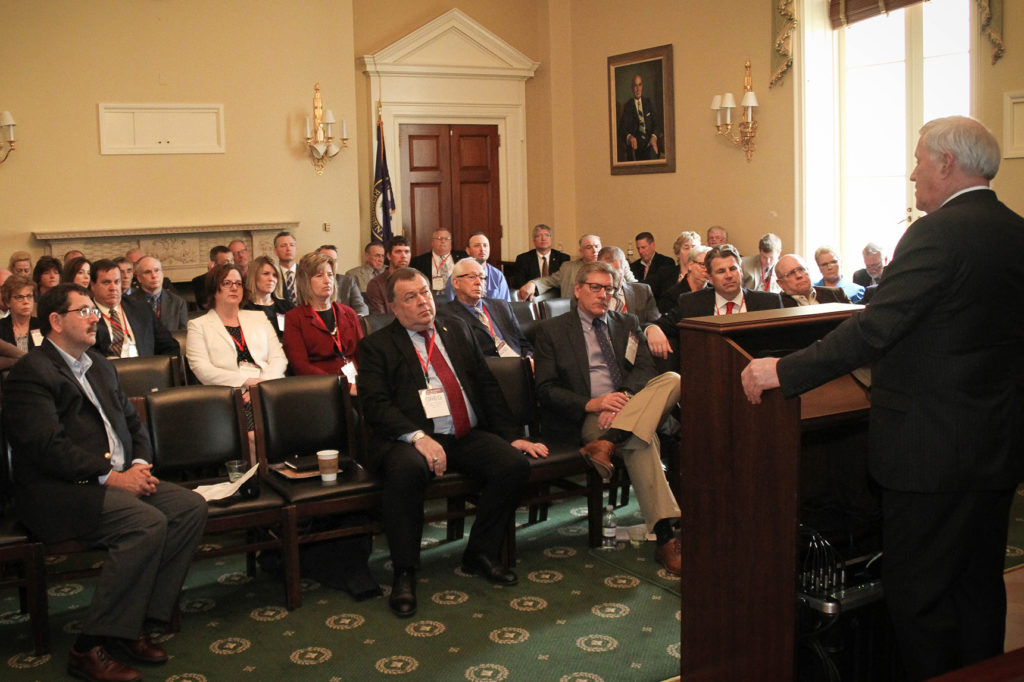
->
xmin=410 ymin=430 xmax=428 ymax=444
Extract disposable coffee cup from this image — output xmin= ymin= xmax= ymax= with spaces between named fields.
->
xmin=316 ymin=449 xmax=340 ymax=482
xmin=225 ymin=459 xmax=246 ymax=481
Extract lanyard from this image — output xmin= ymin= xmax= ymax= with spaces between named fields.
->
xmin=101 ymin=308 xmax=135 ymax=343
xmin=319 ymin=307 xmax=347 ymax=357
xmin=229 ymin=325 xmax=248 ymax=354
xmin=477 ymin=304 xmax=496 ymax=337
xmin=413 ymin=325 xmax=438 ymax=381
xmin=433 ymin=254 xmax=451 ymax=274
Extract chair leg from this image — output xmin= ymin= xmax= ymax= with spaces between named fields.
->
xmin=446 ymin=498 xmax=466 ymax=541
xmin=281 ymin=506 xmax=302 ymax=610
xmin=27 ymin=543 xmax=49 ymax=656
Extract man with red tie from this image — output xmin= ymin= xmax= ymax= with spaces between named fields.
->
xmin=356 ymin=268 xmax=547 ymax=619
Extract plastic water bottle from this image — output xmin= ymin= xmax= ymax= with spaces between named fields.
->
xmin=601 ymin=504 xmax=618 ymax=549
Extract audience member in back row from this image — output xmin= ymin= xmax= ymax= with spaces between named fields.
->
xmin=853 ymin=242 xmax=887 ymax=287
xmin=191 ymin=246 xmax=234 ymax=311
xmin=186 ymin=264 xmax=287 ymax=428
xmin=741 ymin=232 xmax=782 ymax=293
xmin=129 ymin=256 xmax=189 ymax=332
xmin=316 ymin=244 xmax=369 ymax=316
xmin=0 ymin=274 xmax=41 ymax=351
xmin=114 ymin=256 xmax=134 ymax=297
xmin=345 ymin=242 xmax=387 ymax=293
xmin=366 ymin=236 xmax=412 ymax=315
xmin=283 ymin=252 xmax=362 ymax=387
xmin=511 ymin=223 xmax=570 ymax=289
xmin=90 ymin=259 xmax=180 ymax=359
xmin=443 ymin=232 xmax=510 ymax=302
xmin=706 ymin=225 xmax=728 ymax=246
xmin=438 ymin=258 xmax=531 ymax=358
xmin=410 ymin=228 xmax=466 ymax=295
xmin=813 ymin=246 xmax=865 ymax=303
xmin=775 ymin=254 xmax=851 ymax=308
xmin=33 ymin=255 xmax=62 ymax=299
xmin=518 ymin=233 xmax=620 ymax=302
xmin=243 ymin=255 xmax=293 ymax=340
xmin=9 ymin=251 xmax=32 ymax=279
xmin=629 ymin=231 xmax=676 ymax=300
xmin=658 ymin=245 xmax=711 ymax=314
xmin=228 ymin=239 xmax=251 ymax=278
xmin=63 ymin=256 xmax=92 ymax=289
xmin=274 ymin=231 xmax=299 ymax=307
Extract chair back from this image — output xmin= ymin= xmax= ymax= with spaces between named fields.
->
xmin=111 ymin=354 xmax=176 ymax=397
xmin=538 ymin=297 xmax=571 ymax=320
xmin=510 ymin=300 xmax=537 ymax=341
xmin=253 ymin=375 xmax=355 ymax=466
xmin=361 ymin=313 xmax=395 ymax=336
xmin=484 ymin=356 xmax=535 ymax=438
xmin=145 ymin=384 xmax=247 ymax=474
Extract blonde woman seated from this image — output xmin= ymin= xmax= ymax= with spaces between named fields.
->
xmin=282 ymin=252 xmax=362 ymax=392
xmin=187 ymin=264 xmax=287 ymax=426
xmin=242 ymin=255 xmax=293 ymax=340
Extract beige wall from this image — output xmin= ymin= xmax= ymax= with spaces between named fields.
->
xmin=0 ymin=0 xmax=362 ymax=271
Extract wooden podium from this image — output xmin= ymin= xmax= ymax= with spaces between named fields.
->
xmin=676 ymin=304 xmax=870 ymax=680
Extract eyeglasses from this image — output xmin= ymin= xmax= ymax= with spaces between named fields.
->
xmin=583 ymin=282 xmax=619 ymax=295
xmin=432 ymin=236 xmax=452 ymax=242
xmin=817 ymin=260 xmax=838 ymax=268
xmin=62 ymin=306 xmax=101 ymax=319
xmin=780 ymin=266 xmax=807 ymax=279
xmin=220 ymin=280 xmax=244 ymax=289
xmin=10 ymin=293 xmax=34 ymax=302
xmin=455 ymin=274 xmax=488 ymax=282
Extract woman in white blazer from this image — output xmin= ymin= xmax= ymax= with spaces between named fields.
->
xmin=186 ymin=265 xmax=288 ymax=421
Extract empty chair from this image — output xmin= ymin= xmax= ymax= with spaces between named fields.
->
xmin=537 ymin=297 xmax=571 ymax=320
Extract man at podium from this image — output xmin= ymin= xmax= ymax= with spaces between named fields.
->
xmin=741 ymin=116 xmax=1024 ymax=681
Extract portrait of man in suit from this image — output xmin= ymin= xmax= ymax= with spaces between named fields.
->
xmin=609 ymin=45 xmax=674 ymax=175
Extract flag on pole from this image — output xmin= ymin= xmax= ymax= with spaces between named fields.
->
xmin=371 ymin=116 xmax=395 ymax=245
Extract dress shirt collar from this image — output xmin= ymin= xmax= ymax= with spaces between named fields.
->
xmin=714 ymin=290 xmax=744 ymax=313
xmin=577 ymin=306 xmax=607 ymax=328
xmin=52 ymin=339 xmax=93 ymax=377
xmin=942 ymin=185 xmax=990 ymax=207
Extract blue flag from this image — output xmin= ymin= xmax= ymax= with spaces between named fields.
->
xmin=371 ymin=119 xmax=395 ymax=245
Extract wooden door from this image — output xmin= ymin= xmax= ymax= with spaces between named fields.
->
xmin=400 ymin=124 xmax=501 ymax=262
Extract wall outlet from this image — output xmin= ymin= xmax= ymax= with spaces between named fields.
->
xmin=323 ymin=222 xmax=331 ymax=232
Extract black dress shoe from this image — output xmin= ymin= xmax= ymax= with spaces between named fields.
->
xmin=389 ymin=568 xmax=417 ymax=618
xmin=461 ymin=553 xmax=518 ymax=585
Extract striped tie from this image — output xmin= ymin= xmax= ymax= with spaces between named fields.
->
xmin=109 ymin=309 xmax=125 ymax=356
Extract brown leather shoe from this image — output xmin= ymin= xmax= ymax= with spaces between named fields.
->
xmin=67 ymin=645 xmax=142 ymax=682
xmin=108 ymin=634 xmax=169 ymax=665
xmin=654 ymin=537 xmax=682 ymax=576
xmin=580 ymin=439 xmax=615 ymax=482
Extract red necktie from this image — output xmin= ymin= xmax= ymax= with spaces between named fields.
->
xmin=419 ymin=330 xmax=471 ymax=438
xmin=725 ymin=301 xmax=735 ymax=315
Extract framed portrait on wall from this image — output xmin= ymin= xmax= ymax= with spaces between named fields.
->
xmin=608 ymin=44 xmax=675 ymax=175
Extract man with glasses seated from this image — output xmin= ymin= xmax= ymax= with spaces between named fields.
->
xmin=409 ymin=228 xmax=466 ymax=296
xmin=90 ymin=259 xmax=179 ymax=359
xmin=775 ymin=254 xmax=852 ymax=308
xmin=2 ymin=283 xmax=206 ymax=682
xmin=439 ymin=258 xmax=531 ymax=358
xmin=533 ymin=261 xmax=683 ymax=575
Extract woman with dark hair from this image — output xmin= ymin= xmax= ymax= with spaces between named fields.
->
xmin=243 ymin=255 xmax=293 ymax=340
xmin=32 ymin=256 xmax=62 ymax=299
xmin=62 ymin=256 xmax=92 ymax=288
xmin=0 ymin=274 xmax=41 ymax=352
xmin=282 ymin=252 xmax=362 ymax=386
xmin=186 ymin=264 xmax=287 ymax=427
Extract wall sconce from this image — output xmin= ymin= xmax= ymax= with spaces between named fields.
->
xmin=0 ymin=111 xmax=15 ymax=165
xmin=710 ymin=61 xmax=759 ymax=162
xmin=305 ymin=83 xmax=347 ymax=174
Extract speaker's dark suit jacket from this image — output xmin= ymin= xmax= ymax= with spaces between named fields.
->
xmin=629 ymin=252 xmax=675 ymax=299
xmin=409 ymin=251 xmax=467 ymax=284
xmin=92 ymin=295 xmax=180 ymax=358
xmin=780 ymin=286 xmax=851 ymax=308
xmin=655 ymin=287 xmax=783 ymax=340
xmin=2 ymin=340 xmax=152 ymax=542
xmin=512 ymin=249 xmax=570 ymax=288
xmin=437 ymin=298 xmax=532 ymax=357
xmin=533 ymin=309 xmax=656 ymax=443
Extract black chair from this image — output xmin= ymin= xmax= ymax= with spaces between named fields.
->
xmin=145 ymin=385 xmax=299 ymax=609
xmin=360 ymin=313 xmax=395 ymax=336
xmin=510 ymin=300 xmax=537 ymax=342
xmin=537 ymin=297 xmax=571 ymax=320
xmin=111 ymin=354 xmax=177 ymax=397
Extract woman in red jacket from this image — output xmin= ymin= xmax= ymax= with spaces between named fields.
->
xmin=282 ymin=252 xmax=362 ymax=391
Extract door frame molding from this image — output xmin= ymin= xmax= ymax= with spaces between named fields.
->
xmin=361 ymin=9 xmax=538 ymax=259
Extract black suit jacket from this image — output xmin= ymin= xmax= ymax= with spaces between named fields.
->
xmin=92 ymin=296 xmax=180 ymax=358
xmin=657 ymin=276 xmax=709 ymax=314
xmin=852 ymin=268 xmax=881 ymax=287
xmin=618 ymin=96 xmax=660 ymax=161
xmin=629 ymin=252 xmax=675 ymax=299
xmin=0 ymin=316 xmax=41 ymax=348
xmin=409 ymin=251 xmax=467 ymax=283
xmin=779 ymin=189 xmax=1024 ymax=492
xmin=2 ymin=340 xmax=152 ymax=542
xmin=437 ymin=298 xmax=532 ymax=357
xmin=356 ymin=316 xmax=520 ymax=467
xmin=512 ymin=249 xmax=570 ymax=288
xmin=656 ymin=287 xmax=783 ymax=339
xmin=780 ymin=286 xmax=852 ymax=308
xmin=533 ymin=309 xmax=656 ymax=442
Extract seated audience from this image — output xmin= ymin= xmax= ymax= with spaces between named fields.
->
xmin=598 ymin=246 xmax=671 ymax=361
xmin=125 ymin=247 xmax=143 ymax=264
xmin=813 ymin=246 xmax=865 ymax=303
xmin=741 ymin=233 xmax=782 ymax=293
xmin=512 ymin=223 xmax=570 ymax=289
xmin=90 ymin=259 xmax=179 ymax=358
xmin=443 ymin=233 xmax=511 ymax=302
xmin=356 ymin=267 xmax=546 ymax=618
xmin=0 ymin=274 xmax=40 ymax=351
xmin=113 ymin=256 xmax=134 ymax=296
xmin=282 ymin=252 xmax=362 ymax=382
xmin=2 ymin=283 xmax=207 ymax=682
xmin=775 ymin=254 xmax=851 ymax=307
xmin=410 ymin=228 xmax=466 ymax=295
xmin=706 ymin=225 xmax=728 ymax=246
xmin=629 ymin=231 xmax=676 ymax=299
xmin=273 ymin=231 xmax=299 ymax=306
xmin=33 ymin=255 xmax=62 ymax=299
xmin=366 ymin=236 xmax=412 ymax=314
xmin=128 ymin=256 xmax=189 ymax=332
xmin=853 ymin=242 xmax=887 ymax=287
xmin=658 ymin=245 xmax=711 ymax=313
xmin=518 ymin=233 xmax=604 ymax=301
xmin=63 ymin=256 xmax=92 ymax=288
xmin=190 ymin=245 xmax=234 ymax=310
xmin=62 ymin=249 xmax=85 ymax=263
xmin=345 ymin=242 xmax=386 ymax=293
xmin=228 ymin=239 xmax=251 ymax=278
xmin=316 ymin=244 xmax=369 ymax=315
xmin=438 ymin=258 xmax=531 ymax=358
xmin=533 ymin=261 xmax=682 ymax=574
xmin=242 ymin=255 xmax=293 ymax=339
xmin=9 ymin=250 xmax=32 ymax=278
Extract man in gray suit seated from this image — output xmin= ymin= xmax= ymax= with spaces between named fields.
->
xmin=128 ymin=255 xmax=189 ymax=331
xmin=774 ymin=254 xmax=851 ymax=308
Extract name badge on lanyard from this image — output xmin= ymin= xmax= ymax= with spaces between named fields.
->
xmin=30 ymin=329 xmax=44 ymax=347
xmin=414 ymin=327 xmax=451 ymax=418
xmin=125 ymin=341 xmax=139 ymax=358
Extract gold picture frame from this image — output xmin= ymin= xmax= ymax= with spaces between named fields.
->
xmin=608 ymin=44 xmax=675 ymax=175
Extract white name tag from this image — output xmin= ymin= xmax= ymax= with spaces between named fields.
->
xmin=340 ymin=360 xmax=357 ymax=382
xmin=419 ymin=387 xmax=450 ymax=419
xmin=625 ymin=332 xmax=639 ymax=365
xmin=30 ymin=329 xmax=44 ymax=347
xmin=125 ymin=341 xmax=139 ymax=358
xmin=277 ymin=313 xmax=286 ymax=332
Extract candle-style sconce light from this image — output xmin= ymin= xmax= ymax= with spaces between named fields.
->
xmin=710 ymin=61 xmax=759 ymax=162
xmin=305 ymin=83 xmax=347 ymax=174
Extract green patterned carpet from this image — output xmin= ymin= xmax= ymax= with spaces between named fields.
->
xmin=0 ymin=498 xmax=682 ymax=681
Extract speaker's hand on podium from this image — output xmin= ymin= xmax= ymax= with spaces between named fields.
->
xmin=741 ymin=357 xmax=780 ymax=404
